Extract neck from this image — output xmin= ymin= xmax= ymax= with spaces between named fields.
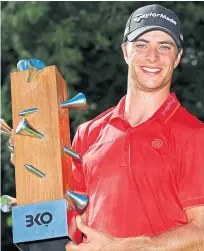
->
xmin=124 ymin=85 xmax=170 ymax=127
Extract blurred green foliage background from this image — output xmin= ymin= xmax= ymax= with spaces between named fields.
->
xmin=1 ymin=1 xmax=204 ymax=250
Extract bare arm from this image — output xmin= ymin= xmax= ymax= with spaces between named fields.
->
xmin=110 ymin=206 xmax=204 ymax=251
xmin=65 ymin=206 xmax=204 ymax=251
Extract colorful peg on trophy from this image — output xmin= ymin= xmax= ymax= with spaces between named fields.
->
xmin=16 ymin=118 xmax=44 ymax=139
xmin=17 ymin=58 xmax=45 ymax=83
xmin=61 ymin=93 xmax=87 ymax=109
xmin=0 ymin=118 xmax=12 ymax=137
xmin=28 ymin=58 xmax=45 ymax=71
xmin=17 ymin=60 xmax=29 ymax=71
xmin=64 ymin=190 xmax=89 ymax=215
xmin=24 ymin=164 xmax=46 ymax=178
xmin=27 ymin=58 xmax=45 ymax=83
xmin=8 ymin=145 xmax=14 ymax=153
xmin=18 ymin=108 xmax=38 ymax=116
xmin=63 ymin=146 xmax=82 ymax=160
xmin=1 ymin=118 xmax=15 ymax=153
xmin=0 ymin=195 xmax=17 ymax=213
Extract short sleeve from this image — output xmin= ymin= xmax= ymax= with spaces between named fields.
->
xmin=71 ymin=126 xmax=87 ymax=194
xmin=178 ymin=128 xmax=204 ymax=210
xmin=68 ymin=126 xmax=87 ymax=244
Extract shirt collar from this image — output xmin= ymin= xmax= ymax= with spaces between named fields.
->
xmin=152 ymin=92 xmax=180 ymax=123
xmin=109 ymin=96 xmax=126 ymax=121
xmin=109 ymin=93 xmax=180 ymax=123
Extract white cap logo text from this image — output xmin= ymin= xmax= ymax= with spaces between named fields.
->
xmin=134 ymin=12 xmax=177 ymax=25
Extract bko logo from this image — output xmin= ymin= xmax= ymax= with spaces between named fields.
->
xmin=26 ymin=212 xmax=53 ymax=227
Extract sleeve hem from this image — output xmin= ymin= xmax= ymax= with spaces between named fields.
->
xmin=181 ymin=198 xmax=204 ymax=210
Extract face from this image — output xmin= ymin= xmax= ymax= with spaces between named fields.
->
xmin=121 ymin=30 xmax=183 ymax=92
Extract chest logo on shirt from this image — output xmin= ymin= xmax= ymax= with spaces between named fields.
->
xmin=152 ymin=139 xmax=163 ymax=148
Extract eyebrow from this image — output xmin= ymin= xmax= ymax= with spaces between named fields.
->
xmin=135 ymin=39 xmax=176 ymax=47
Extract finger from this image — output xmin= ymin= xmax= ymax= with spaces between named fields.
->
xmin=65 ymin=241 xmax=78 ymax=251
xmin=134 ymin=235 xmax=151 ymax=246
xmin=10 ymin=196 xmax=17 ymax=207
xmin=8 ymin=145 xmax=14 ymax=154
xmin=10 ymin=153 xmax=15 ymax=166
xmin=135 ymin=235 xmax=150 ymax=241
xmin=80 ymin=212 xmax=86 ymax=224
xmin=12 ymin=129 xmax=14 ymax=141
xmin=76 ymin=215 xmax=96 ymax=237
xmin=8 ymin=129 xmax=14 ymax=146
xmin=8 ymin=137 xmax=13 ymax=147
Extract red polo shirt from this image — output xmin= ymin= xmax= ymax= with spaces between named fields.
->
xmin=72 ymin=93 xmax=204 ymax=239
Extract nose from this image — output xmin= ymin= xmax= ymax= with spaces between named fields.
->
xmin=145 ymin=48 xmax=159 ymax=63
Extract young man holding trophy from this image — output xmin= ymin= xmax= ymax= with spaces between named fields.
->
xmin=66 ymin=4 xmax=204 ymax=251
xmin=7 ymin=4 xmax=204 ymax=251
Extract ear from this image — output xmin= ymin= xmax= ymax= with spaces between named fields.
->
xmin=121 ymin=43 xmax=129 ymax=64
xmin=174 ymin=48 xmax=183 ymax=69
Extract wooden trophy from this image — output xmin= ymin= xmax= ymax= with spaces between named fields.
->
xmin=0 ymin=59 xmax=88 ymax=251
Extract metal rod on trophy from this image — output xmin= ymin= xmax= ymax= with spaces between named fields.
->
xmin=0 ymin=58 xmax=89 ymax=251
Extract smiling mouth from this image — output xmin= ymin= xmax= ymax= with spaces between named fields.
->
xmin=140 ymin=67 xmax=162 ymax=74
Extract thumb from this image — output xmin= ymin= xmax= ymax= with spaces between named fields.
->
xmin=76 ymin=215 xmax=95 ymax=237
xmin=65 ymin=241 xmax=78 ymax=251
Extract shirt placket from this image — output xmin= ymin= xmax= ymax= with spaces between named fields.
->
xmin=127 ymin=126 xmax=156 ymax=233
xmin=119 ymin=119 xmax=132 ymax=167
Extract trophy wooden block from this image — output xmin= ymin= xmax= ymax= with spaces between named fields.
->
xmin=0 ymin=63 xmax=88 ymax=250
xmin=10 ymin=66 xmax=73 ymax=206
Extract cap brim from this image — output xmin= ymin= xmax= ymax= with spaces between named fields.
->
xmin=127 ymin=26 xmax=181 ymax=47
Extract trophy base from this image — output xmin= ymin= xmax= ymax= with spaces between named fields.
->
xmin=15 ymin=236 xmax=71 ymax=251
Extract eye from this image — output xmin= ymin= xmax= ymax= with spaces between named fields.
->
xmin=135 ymin=44 xmax=147 ymax=49
xmin=159 ymin=45 xmax=171 ymax=51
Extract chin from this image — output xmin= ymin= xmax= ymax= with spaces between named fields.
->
xmin=140 ymin=80 xmax=163 ymax=91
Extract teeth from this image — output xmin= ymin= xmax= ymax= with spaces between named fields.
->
xmin=143 ymin=67 xmax=161 ymax=73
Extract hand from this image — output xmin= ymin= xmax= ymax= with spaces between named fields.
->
xmin=65 ymin=216 xmax=117 ymax=251
xmin=10 ymin=151 xmax=15 ymax=165
xmin=8 ymin=129 xmax=15 ymax=165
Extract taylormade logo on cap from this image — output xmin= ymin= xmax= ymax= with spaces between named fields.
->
xmin=134 ymin=12 xmax=177 ymax=25
xmin=123 ymin=5 xmax=183 ymax=46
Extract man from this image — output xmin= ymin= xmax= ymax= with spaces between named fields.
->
xmin=66 ymin=4 xmax=204 ymax=251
